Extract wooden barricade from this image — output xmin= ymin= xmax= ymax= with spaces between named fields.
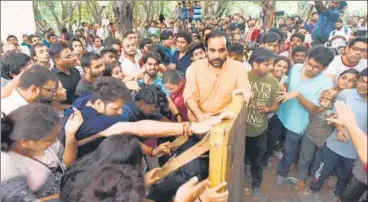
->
xmin=209 ymin=96 xmax=247 ymax=202
xmin=152 ymin=95 xmax=247 ymax=201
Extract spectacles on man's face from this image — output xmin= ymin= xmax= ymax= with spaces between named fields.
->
xmin=41 ymin=87 xmax=57 ymax=96
xmin=350 ymin=46 xmax=367 ymax=53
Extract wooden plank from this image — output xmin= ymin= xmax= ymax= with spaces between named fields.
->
xmin=209 ymin=95 xmax=247 ymax=202
xmin=151 ymin=133 xmax=211 ymax=184
xmin=170 ymin=135 xmax=189 ymax=152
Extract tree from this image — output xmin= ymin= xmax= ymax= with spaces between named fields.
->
xmin=85 ymin=1 xmax=105 ymax=24
xmin=113 ymin=0 xmax=135 ymax=39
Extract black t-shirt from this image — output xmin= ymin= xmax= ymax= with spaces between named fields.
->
xmin=51 ymin=66 xmax=81 ymax=104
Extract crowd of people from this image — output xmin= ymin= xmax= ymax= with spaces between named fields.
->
xmin=1 ymin=0 xmax=367 ymax=202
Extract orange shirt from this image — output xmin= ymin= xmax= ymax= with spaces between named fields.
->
xmin=184 ymin=58 xmax=250 ymax=121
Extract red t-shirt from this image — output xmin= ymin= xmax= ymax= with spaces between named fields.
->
xmin=170 ymin=83 xmax=189 ymax=121
xmin=364 ymin=162 xmax=368 ymax=173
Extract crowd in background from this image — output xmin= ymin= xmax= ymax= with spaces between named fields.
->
xmin=1 ymin=1 xmax=367 ymax=202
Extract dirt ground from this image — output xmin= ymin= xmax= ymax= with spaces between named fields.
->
xmin=243 ymin=156 xmax=338 ymax=202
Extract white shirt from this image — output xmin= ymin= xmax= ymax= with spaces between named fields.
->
xmin=328 ymin=27 xmax=352 ymax=49
xmin=1 ymin=89 xmax=28 ymax=116
xmin=326 ymin=55 xmax=367 ymax=80
xmin=96 ymin=28 xmax=106 ymax=40
xmin=120 ymin=56 xmax=142 ymax=77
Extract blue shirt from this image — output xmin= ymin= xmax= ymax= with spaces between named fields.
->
xmin=181 ymin=6 xmax=188 ymax=19
xmin=276 ymin=64 xmax=334 ymax=134
xmin=172 ymin=50 xmax=192 ymax=74
xmin=121 ymin=100 xmax=163 ymax=122
xmin=138 ymin=77 xmax=170 ymax=96
xmin=72 ymin=106 xmax=125 ymax=158
xmin=312 ymin=7 xmax=340 ymax=42
xmin=326 ymin=89 xmax=367 ymax=159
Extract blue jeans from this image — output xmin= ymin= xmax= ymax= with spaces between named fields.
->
xmin=277 ymin=129 xmax=302 ymax=177
xmin=310 ymin=145 xmax=355 ymax=197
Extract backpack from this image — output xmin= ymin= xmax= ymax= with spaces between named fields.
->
xmin=331 ymin=26 xmax=348 ymax=37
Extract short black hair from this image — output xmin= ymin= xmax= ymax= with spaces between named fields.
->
xmin=49 ymin=42 xmax=69 ymax=59
xmin=18 ymin=64 xmax=58 ymax=90
xmin=2 ymin=52 xmax=30 ymax=79
xmin=308 ymin=46 xmax=335 ymax=68
xmin=93 ymin=36 xmax=102 ymax=42
xmin=228 ymin=43 xmax=244 ymax=55
xmin=103 ymin=62 xmax=121 ymax=77
xmin=360 ymin=68 xmax=368 ymax=77
xmin=46 ymin=33 xmax=56 ymax=40
xmin=100 ymin=48 xmax=118 ymax=57
xmin=176 ymin=30 xmax=193 ymax=44
xmin=68 ymin=37 xmax=83 ymax=51
xmin=6 ymin=35 xmax=17 ymax=41
xmin=188 ymin=42 xmax=206 ymax=56
xmin=30 ymin=42 xmax=47 ymax=59
xmin=91 ymin=77 xmax=132 ymax=104
xmin=61 ymin=27 xmax=68 ymax=33
xmin=336 ymin=19 xmax=343 ymax=23
xmin=291 ymin=45 xmax=308 ymax=57
xmin=28 ymin=34 xmax=40 ymax=42
xmin=123 ymin=31 xmax=136 ymax=38
xmin=81 ymin=52 xmax=101 ymax=69
xmin=347 ymin=37 xmax=367 ymax=48
xmin=139 ymin=38 xmax=153 ymax=50
xmin=162 ymin=69 xmax=185 ymax=85
xmin=135 ymin=85 xmax=169 ymax=115
xmin=142 ymin=52 xmax=161 ymax=64
xmin=263 ymin=31 xmax=281 ymax=44
xmin=205 ymin=30 xmax=228 ymax=47
xmin=248 ymin=47 xmax=276 ymax=65
xmin=290 ymin=33 xmax=305 ymax=42
xmin=161 ymin=30 xmax=174 ymax=41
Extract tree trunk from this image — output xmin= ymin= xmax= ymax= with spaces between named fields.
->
xmin=301 ymin=3 xmax=315 ymax=22
xmin=215 ymin=1 xmax=229 ymax=18
xmin=45 ymin=1 xmax=63 ymax=34
xmin=77 ymin=2 xmax=82 ymax=29
xmin=68 ymin=1 xmax=74 ymax=33
xmin=113 ymin=0 xmax=135 ymax=40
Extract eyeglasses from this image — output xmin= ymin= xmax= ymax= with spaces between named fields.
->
xmin=351 ymin=46 xmax=367 ymax=53
xmin=41 ymin=87 xmax=57 ymax=96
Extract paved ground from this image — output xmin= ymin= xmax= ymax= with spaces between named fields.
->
xmin=243 ymin=156 xmax=338 ymax=202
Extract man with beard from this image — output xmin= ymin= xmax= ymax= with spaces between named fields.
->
xmin=291 ymin=45 xmax=308 ymax=65
xmin=1 ymin=64 xmax=58 ymax=115
xmin=326 ymin=37 xmax=367 ymax=81
xmin=184 ymin=30 xmax=251 ymax=122
xmin=49 ymin=42 xmax=81 ymax=105
xmin=280 ymin=33 xmax=305 ymax=57
xmin=328 ymin=19 xmax=352 ymax=49
xmin=30 ymin=43 xmax=51 ymax=69
xmin=75 ymin=52 xmax=106 ymax=98
xmin=138 ymin=52 xmax=169 ymax=95
xmin=120 ymin=38 xmax=141 ymax=79
xmin=268 ymin=46 xmax=334 ymax=186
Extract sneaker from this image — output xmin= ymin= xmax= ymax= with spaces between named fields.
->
xmin=295 ymin=180 xmax=305 ymax=190
xmin=252 ymin=187 xmax=261 ymax=197
xmin=285 ymin=177 xmax=298 ymax=186
xmin=276 ymin=174 xmax=285 ymax=185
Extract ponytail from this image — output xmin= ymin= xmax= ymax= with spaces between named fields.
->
xmin=1 ymin=114 xmax=14 ymax=152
